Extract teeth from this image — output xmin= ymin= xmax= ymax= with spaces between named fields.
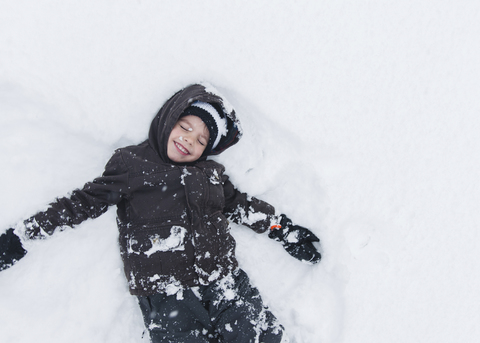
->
xmin=175 ymin=142 xmax=188 ymax=154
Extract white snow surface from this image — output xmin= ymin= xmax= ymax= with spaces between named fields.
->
xmin=1 ymin=1 xmax=480 ymax=342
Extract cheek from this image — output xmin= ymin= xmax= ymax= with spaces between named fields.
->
xmin=167 ymin=130 xmax=175 ymax=142
xmin=169 ymin=126 xmax=180 ymax=138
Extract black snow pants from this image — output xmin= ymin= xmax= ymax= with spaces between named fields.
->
xmin=137 ymin=269 xmax=284 ymax=343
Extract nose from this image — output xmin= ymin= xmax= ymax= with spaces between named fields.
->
xmin=182 ymin=133 xmax=193 ymax=145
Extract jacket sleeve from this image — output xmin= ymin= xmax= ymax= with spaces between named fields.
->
xmin=222 ymin=175 xmax=276 ymax=233
xmin=20 ymin=150 xmax=130 ymax=240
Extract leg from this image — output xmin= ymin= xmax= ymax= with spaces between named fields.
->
xmin=203 ymin=269 xmax=285 ymax=343
xmin=137 ymin=290 xmax=217 ymax=343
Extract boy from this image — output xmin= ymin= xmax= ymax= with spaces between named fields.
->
xmin=0 ymin=83 xmax=321 ymax=342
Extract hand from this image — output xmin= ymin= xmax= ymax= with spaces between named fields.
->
xmin=0 ymin=228 xmax=27 ymax=271
xmin=268 ymin=214 xmax=321 ymax=264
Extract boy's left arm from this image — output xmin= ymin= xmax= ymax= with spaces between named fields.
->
xmin=222 ymin=175 xmax=275 ymax=232
xmin=222 ymin=177 xmax=321 ymax=264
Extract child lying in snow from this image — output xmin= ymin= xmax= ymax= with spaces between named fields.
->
xmin=0 ymin=83 xmax=321 ymax=343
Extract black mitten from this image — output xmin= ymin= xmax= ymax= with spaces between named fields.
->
xmin=268 ymin=214 xmax=321 ymax=264
xmin=0 ymin=228 xmax=27 ymax=271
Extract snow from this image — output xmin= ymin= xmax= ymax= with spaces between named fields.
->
xmin=1 ymin=1 xmax=480 ymax=342
xmin=144 ymin=226 xmax=187 ymax=256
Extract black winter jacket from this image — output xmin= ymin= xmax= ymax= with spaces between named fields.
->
xmin=20 ymin=84 xmax=275 ymax=296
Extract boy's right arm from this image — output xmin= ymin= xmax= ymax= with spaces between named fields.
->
xmin=0 ymin=150 xmax=129 ymax=270
xmin=19 ymin=150 xmax=129 ymax=240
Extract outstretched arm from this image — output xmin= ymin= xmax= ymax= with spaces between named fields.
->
xmin=222 ymin=176 xmax=276 ymax=233
xmin=20 ymin=150 xmax=129 ymax=240
xmin=0 ymin=150 xmax=129 ymax=271
xmin=222 ymin=176 xmax=321 ymax=264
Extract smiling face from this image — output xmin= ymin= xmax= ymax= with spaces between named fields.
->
xmin=167 ymin=115 xmax=210 ymax=163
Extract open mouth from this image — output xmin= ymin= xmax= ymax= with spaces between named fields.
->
xmin=174 ymin=141 xmax=189 ymax=155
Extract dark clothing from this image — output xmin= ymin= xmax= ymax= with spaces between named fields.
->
xmin=138 ymin=269 xmax=284 ymax=343
xmin=0 ymin=228 xmax=27 ymax=271
xmin=16 ymin=83 xmax=284 ymax=341
xmin=20 ymin=84 xmax=276 ymax=296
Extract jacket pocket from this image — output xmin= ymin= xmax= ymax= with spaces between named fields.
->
xmin=120 ymin=222 xmax=196 ymax=287
xmin=127 ymin=225 xmax=187 ymax=256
